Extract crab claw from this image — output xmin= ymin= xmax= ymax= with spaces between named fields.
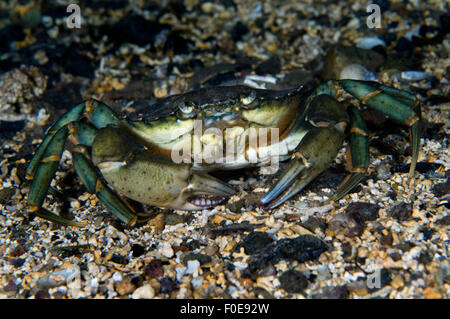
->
xmin=178 ymin=171 xmax=235 ymax=210
xmin=259 ymin=125 xmax=346 ymax=210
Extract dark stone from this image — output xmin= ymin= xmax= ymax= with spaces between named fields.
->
xmin=186 ymin=239 xmax=202 ymax=250
xmin=247 ymin=235 xmax=328 ymax=273
xmin=226 ymin=193 xmax=261 ymax=212
xmin=380 ymin=231 xmax=393 ymax=246
xmin=10 ymin=258 xmax=25 ymax=268
xmin=111 ymin=253 xmax=128 ymax=265
xmin=237 ymin=231 xmax=274 ymax=255
xmin=312 ymin=285 xmax=349 ymax=299
xmin=255 ymin=56 xmax=281 ymax=75
xmin=0 ymin=188 xmax=15 ymax=205
xmin=131 ymin=244 xmax=145 ymax=258
xmin=279 ymin=270 xmax=308 ymax=293
xmin=418 ymin=251 xmax=433 ymax=264
xmin=345 ymin=202 xmax=380 ymax=224
xmin=435 ymin=215 xmax=450 ymax=226
xmin=389 ymin=252 xmax=402 ymax=261
xmin=182 ymin=253 xmax=212 ymax=265
xmin=144 ymin=259 xmax=164 ymax=278
xmin=3 ymin=280 xmax=19 ymax=293
xmin=231 ymin=21 xmax=249 ymax=42
xmin=164 ymin=212 xmax=186 ymax=225
xmin=394 ymin=242 xmax=415 ymax=252
xmin=35 ymin=290 xmax=50 ymax=299
xmin=390 ymin=202 xmax=412 ymax=221
xmin=432 ymin=179 xmax=449 ymax=197
xmin=300 ymin=217 xmax=327 ymax=233
xmin=341 ymin=242 xmax=352 ymax=259
xmin=159 ymin=277 xmax=176 ymax=294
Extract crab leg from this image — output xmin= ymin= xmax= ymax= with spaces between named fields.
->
xmin=317 ymin=80 xmax=421 ymax=176
xmin=72 ymin=152 xmax=137 ymax=226
xmin=27 ymin=126 xmax=86 ymax=226
xmin=329 ymin=105 xmax=369 ymax=202
xmin=26 ymin=100 xmax=119 ymax=180
xmin=26 ymin=100 xmax=123 ymax=225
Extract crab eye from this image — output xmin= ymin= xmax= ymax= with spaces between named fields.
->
xmin=240 ymin=90 xmax=256 ymax=106
xmin=180 ymin=101 xmax=195 ymax=114
xmin=177 ymin=101 xmax=197 ymax=119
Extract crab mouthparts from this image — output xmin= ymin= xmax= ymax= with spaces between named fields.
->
xmin=187 ymin=194 xmax=225 ymax=208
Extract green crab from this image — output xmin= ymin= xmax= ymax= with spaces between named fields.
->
xmin=26 ymin=80 xmax=421 ymax=226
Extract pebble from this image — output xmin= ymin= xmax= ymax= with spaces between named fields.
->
xmin=37 ymin=265 xmax=80 ymax=288
xmin=159 ymin=277 xmax=176 ymax=294
xmin=160 ymin=242 xmax=174 ymax=258
xmin=185 ymin=260 xmax=200 ymax=275
xmin=176 ymin=267 xmax=187 ymax=282
xmin=432 ymin=180 xmax=449 ymax=198
xmin=131 ymin=243 xmax=145 ymax=257
xmin=376 ymin=163 xmax=392 ymax=180
xmin=183 ymin=253 xmax=212 ymax=265
xmin=279 ymin=270 xmax=308 ymax=293
xmin=247 ymin=235 xmax=328 ymax=273
xmin=144 ymin=260 xmax=164 ymax=278
xmin=131 ymin=285 xmax=155 ymax=299
xmin=345 ymin=202 xmax=380 ymax=224
xmin=238 ymin=231 xmax=274 ymax=254
xmin=312 ymin=285 xmax=349 ymax=299
xmin=390 ymin=202 xmax=412 ymax=221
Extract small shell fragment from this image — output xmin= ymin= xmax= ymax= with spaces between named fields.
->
xmin=400 ymin=71 xmax=429 ymax=81
xmin=339 ymin=64 xmax=376 ymax=81
xmin=37 ymin=265 xmax=81 ymax=288
xmin=356 ymin=37 xmax=386 ymax=50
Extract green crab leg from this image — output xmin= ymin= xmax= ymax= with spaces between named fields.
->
xmin=72 ymin=152 xmax=137 ymax=226
xmin=329 ymin=104 xmax=369 ymax=202
xmin=26 ymin=100 xmax=119 ymax=180
xmin=318 ymin=80 xmax=420 ymax=176
xmin=26 ymin=100 xmax=123 ymax=226
xmin=27 ymin=126 xmax=85 ymax=226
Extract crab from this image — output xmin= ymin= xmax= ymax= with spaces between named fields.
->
xmin=26 ymin=80 xmax=421 ymax=226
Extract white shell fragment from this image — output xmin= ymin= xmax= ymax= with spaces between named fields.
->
xmin=356 ymin=37 xmax=386 ymax=50
xmin=37 ymin=265 xmax=81 ymax=288
xmin=400 ymin=71 xmax=430 ymax=81
xmin=339 ymin=64 xmax=377 ymax=81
